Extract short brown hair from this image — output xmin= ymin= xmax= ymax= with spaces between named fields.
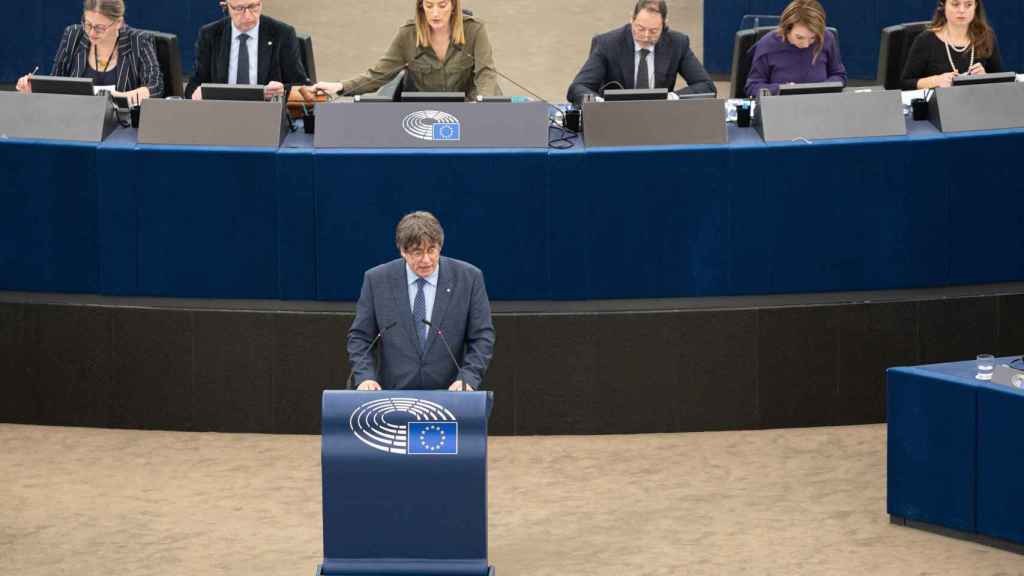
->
xmin=83 ymin=0 xmax=125 ymax=20
xmin=395 ymin=211 xmax=445 ymax=252
xmin=633 ymin=0 xmax=667 ymax=20
xmin=777 ymin=0 xmax=827 ymax=63
xmin=415 ymin=0 xmax=465 ymax=48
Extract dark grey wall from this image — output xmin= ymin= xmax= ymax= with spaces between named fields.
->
xmin=2 ymin=288 xmax=1023 ymax=435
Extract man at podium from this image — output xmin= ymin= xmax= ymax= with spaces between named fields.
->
xmin=566 ymin=0 xmax=716 ymax=105
xmin=185 ymin=0 xmax=308 ymax=100
xmin=347 ymin=211 xmax=495 ymax=391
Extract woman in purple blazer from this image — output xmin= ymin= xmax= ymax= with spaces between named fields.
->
xmin=744 ymin=0 xmax=847 ymax=98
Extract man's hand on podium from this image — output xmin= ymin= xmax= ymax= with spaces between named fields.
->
xmin=448 ymin=381 xmax=475 ymax=392
xmin=357 ymin=380 xmax=382 ymax=391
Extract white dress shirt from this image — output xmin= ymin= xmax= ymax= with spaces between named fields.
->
xmin=229 ymin=22 xmax=260 ymax=85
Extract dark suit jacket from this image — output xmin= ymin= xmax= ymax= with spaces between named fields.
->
xmin=566 ymin=24 xmax=716 ymax=105
xmin=184 ymin=15 xmax=308 ymax=98
xmin=50 ymin=25 xmax=164 ymax=96
xmin=347 ymin=257 xmax=496 ymax=390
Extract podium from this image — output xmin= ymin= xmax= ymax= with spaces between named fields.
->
xmin=928 ymin=82 xmax=1024 ymax=133
xmin=314 ymin=101 xmax=548 ymax=148
xmin=137 ymin=99 xmax=288 ymax=148
xmin=0 ymin=92 xmax=117 ymax=143
xmin=319 ymin=390 xmax=495 ymax=576
xmin=756 ymin=90 xmax=906 ymax=142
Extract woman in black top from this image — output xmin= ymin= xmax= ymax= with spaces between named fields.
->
xmin=15 ymin=0 xmax=163 ymax=105
xmin=901 ymin=0 xmax=1002 ymax=90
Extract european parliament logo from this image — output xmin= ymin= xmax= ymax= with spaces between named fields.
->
xmin=402 ymin=110 xmax=462 ymax=142
xmin=349 ymin=397 xmax=459 ymax=455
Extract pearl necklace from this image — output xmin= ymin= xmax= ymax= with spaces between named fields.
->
xmin=942 ymin=29 xmax=973 ymax=74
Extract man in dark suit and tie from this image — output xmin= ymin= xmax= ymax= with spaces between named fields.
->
xmin=348 ymin=212 xmax=496 ymax=391
xmin=185 ymin=0 xmax=308 ymax=100
xmin=566 ymin=0 xmax=716 ymax=105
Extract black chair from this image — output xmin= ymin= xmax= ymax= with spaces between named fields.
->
xmin=138 ymin=29 xmax=184 ymax=98
xmin=297 ymin=33 xmax=316 ymax=83
xmin=729 ymin=25 xmax=839 ymax=99
xmin=876 ymin=21 xmax=930 ymax=90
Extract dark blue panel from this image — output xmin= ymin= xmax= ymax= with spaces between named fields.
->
xmin=886 ymin=366 xmax=976 ymax=532
xmin=976 ymin=384 xmax=1024 ymax=545
xmin=133 ymin=146 xmax=280 ymax=299
xmin=702 ymin=0 xmax=752 ymax=74
xmin=315 ymin=149 xmax=549 ymax=302
xmin=548 ymin=144 xmax=733 ymax=299
xmin=97 ymin=129 xmax=142 ymax=295
xmin=276 ymin=148 xmax=317 ymax=299
xmin=946 ymin=131 xmax=1024 ymax=285
xmin=0 ymin=139 xmax=98 ymax=293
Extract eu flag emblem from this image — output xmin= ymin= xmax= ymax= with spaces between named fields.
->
xmin=433 ymin=122 xmax=461 ymax=141
xmin=408 ymin=422 xmax=459 ymax=455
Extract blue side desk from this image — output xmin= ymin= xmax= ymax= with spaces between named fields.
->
xmin=887 ymin=358 xmax=1024 ymax=546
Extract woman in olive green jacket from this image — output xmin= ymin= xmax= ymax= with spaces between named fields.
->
xmin=314 ymin=0 xmax=501 ymax=101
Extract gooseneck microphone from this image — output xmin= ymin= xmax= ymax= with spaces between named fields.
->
xmin=422 ymin=319 xmax=467 ymax=391
xmin=346 ymin=321 xmax=397 ymax=390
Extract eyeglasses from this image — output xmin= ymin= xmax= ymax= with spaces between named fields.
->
xmin=632 ymin=23 xmax=662 ymax=38
xmin=225 ymin=1 xmax=262 ymax=15
xmin=406 ymin=246 xmax=440 ymax=259
xmin=82 ymin=18 xmax=118 ymax=34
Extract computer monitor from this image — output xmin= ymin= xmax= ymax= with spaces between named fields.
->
xmin=777 ymin=81 xmax=845 ymax=96
xmin=602 ymin=88 xmax=668 ymax=101
xmin=401 ymin=91 xmax=465 ymax=103
xmin=675 ymin=92 xmax=717 ymax=101
xmin=952 ymin=71 xmax=1016 ymax=87
xmin=201 ymin=83 xmax=266 ymax=102
xmin=30 ymin=75 xmax=94 ymax=96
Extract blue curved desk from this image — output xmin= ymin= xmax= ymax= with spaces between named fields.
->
xmin=2 ymin=121 xmax=1023 ymax=301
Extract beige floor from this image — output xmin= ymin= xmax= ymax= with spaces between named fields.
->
xmin=2 ymin=423 xmax=1021 ymax=575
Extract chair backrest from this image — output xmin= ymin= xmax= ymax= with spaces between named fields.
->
xmin=730 ymin=26 xmax=840 ymax=99
xmin=876 ymin=21 xmax=930 ymax=90
xmin=138 ymin=29 xmax=183 ymax=98
xmin=297 ymin=33 xmax=316 ymax=83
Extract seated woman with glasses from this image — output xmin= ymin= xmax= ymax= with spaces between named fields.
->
xmin=312 ymin=0 xmax=501 ymax=101
xmin=901 ymin=0 xmax=1002 ymax=90
xmin=15 ymin=0 xmax=163 ymax=106
xmin=744 ymin=0 xmax=847 ymax=97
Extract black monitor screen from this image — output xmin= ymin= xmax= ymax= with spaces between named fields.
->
xmin=201 ymin=83 xmax=266 ymax=102
xmin=777 ymin=81 xmax=845 ymax=96
xmin=603 ymin=88 xmax=668 ymax=101
xmin=401 ymin=91 xmax=466 ymax=103
xmin=952 ymin=72 xmax=1017 ymax=87
xmin=30 ymin=75 xmax=94 ymax=96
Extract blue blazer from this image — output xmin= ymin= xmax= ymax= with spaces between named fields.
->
xmin=347 ymin=257 xmax=496 ymax=390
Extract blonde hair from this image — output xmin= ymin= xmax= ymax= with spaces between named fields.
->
xmin=415 ymin=0 xmax=465 ymax=47
xmin=777 ymin=0 xmax=827 ymax=62
xmin=83 ymin=0 xmax=125 ymax=21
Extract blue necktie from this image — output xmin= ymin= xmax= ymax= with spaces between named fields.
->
xmin=237 ymin=33 xmax=250 ymax=85
xmin=413 ymin=278 xmax=427 ymax=351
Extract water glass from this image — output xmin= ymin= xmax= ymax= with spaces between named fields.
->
xmin=976 ymin=354 xmax=994 ymax=380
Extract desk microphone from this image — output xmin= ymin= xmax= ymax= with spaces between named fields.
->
xmin=346 ymin=321 xmax=397 ymax=390
xmin=422 ymin=319 xmax=466 ymax=391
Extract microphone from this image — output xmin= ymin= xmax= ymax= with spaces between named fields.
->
xmin=346 ymin=321 xmax=397 ymax=390
xmin=490 ymin=68 xmax=562 ymax=114
xmin=422 ymin=319 xmax=467 ymax=391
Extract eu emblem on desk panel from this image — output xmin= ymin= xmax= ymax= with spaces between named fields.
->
xmin=320 ymin=390 xmax=494 ymax=576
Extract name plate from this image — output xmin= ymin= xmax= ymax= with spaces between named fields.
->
xmin=582 ymin=99 xmax=727 ymax=147
xmin=928 ymin=82 xmax=1024 ymax=133
xmin=138 ymin=99 xmax=287 ymax=148
xmin=314 ymin=101 xmax=549 ymax=148
xmin=756 ymin=90 xmax=906 ymax=142
xmin=0 ymin=92 xmax=117 ymax=143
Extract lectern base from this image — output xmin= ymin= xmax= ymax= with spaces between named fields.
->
xmin=316 ymin=564 xmax=496 ymax=576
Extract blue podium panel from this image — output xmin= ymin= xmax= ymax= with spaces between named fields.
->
xmin=976 ymin=382 xmax=1024 ymax=545
xmin=0 ymin=139 xmax=99 ymax=293
xmin=321 ymin=391 xmax=493 ymax=576
xmin=886 ymin=365 xmax=977 ymax=532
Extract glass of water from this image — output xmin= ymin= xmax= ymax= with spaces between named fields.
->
xmin=976 ymin=354 xmax=995 ymax=380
